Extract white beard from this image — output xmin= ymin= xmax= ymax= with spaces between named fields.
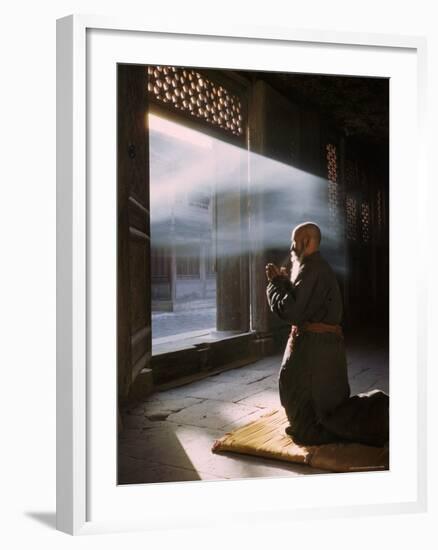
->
xmin=290 ymin=251 xmax=304 ymax=282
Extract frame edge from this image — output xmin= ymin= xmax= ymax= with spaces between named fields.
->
xmin=56 ymin=13 xmax=88 ymax=535
xmin=57 ymin=14 xmax=429 ymax=533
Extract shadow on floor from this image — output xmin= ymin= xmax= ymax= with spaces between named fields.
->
xmin=25 ymin=511 xmax=57 ymax=530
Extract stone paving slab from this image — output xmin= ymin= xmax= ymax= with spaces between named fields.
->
xmin=119 ymin=424 xmax=217 ymax=469
xmin=151 ymin=381 xmax=213 ymax=401
xmin=175 ymin=378 xmax=276 ymax=403
xmin=143 ymin=397 xmax=204 ymax=420
xmin=121 ymin=413 xmax=158 ymax=430
xmin=208 ymin=367 xmax=275 ymax=385
xmin=247 ymin=356 xmax=282 ymax=371
xmin=166 ymin=399 xmax=262 ymax=430
xmin=348 ymin=366 xmax=371 ymax=378
xmin=151 ymin=307 xmax=216 ymax=340
xmin=118 ymin=454 xmax=223 ymax=484
xmin=118 ymin=427 xmax=157 ymax=441
xmin=236 ymin=388 xmax=281 ymax=410
xmin=263 ymin=374 xmax=281 ymax=389
xmin=350 ymin=372 xmax=387 ymax=393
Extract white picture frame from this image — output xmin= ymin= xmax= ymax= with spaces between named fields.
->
xmin=56 ymin=14 xmax=428 ymax=535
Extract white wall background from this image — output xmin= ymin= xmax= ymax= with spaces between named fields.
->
xmin=0 ymin=0 xmax=436 ymax=547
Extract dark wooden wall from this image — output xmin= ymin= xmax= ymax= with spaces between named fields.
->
xmin=117 ymin=65 xmax=152 ymax=398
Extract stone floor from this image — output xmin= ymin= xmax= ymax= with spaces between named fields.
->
xmin=152 ymin=305 xmax=215 ymax=339
xmin=119 ymin=334 xmax=389 ymax=485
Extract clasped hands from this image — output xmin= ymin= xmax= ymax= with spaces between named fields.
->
xmin=265 ymin=263 xmax=289 ymax=282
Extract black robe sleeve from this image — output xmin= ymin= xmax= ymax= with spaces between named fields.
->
xmin=266 ymin=263 xmax=319 ymax=325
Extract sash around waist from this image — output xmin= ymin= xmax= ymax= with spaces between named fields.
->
xmin=289 ymin=322 xmax=343 ymax=339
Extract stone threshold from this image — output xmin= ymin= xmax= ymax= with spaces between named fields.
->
xmin=154 ymin=355 xmax=261 ymax=393
xmin=152 ymin=329 xmax=252 ymax=356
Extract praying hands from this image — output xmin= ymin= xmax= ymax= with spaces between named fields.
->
xmin=265 ymin=263 xmax=289 ymax=282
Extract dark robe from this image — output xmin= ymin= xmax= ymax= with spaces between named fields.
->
xmin=266 ymin=251 xmax=389 ymax=447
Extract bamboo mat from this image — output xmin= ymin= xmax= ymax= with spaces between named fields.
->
xmin=212 ymin=409 xmax=389 ymax=473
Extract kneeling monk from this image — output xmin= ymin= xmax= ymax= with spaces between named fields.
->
xmin=266 ymin=222 xmax=389 ymax=447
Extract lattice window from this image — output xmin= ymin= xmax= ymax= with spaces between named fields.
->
xmin=346 ymin=195 xmax=357 ymax=241
xmin=326 ymin=144 xmax=340 ymax=236
xmin=376 ymin=189 xmax=383 ymax=230
xmin=361 ymin=202 xmax=370 ymax=243
xmin=147 ymin=65 xmax=244 ymax=137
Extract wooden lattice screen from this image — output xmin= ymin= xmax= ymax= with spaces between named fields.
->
xmin=360 ymin=202 xmax=371 ymax=243
xmin=346 ymin=195 xmax=358 ymax=241
xmin=147 ymin=65 xmax=244 ymax=137
xmin=326 ymin=143 xmax=341 ymax=239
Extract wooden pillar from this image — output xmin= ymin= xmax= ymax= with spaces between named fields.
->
xmin=215 ymin=182 xmax=244 ymax=330
xmin=248 ymin=80 xmax=270 ymax=335
xmin=117 ymin=64 xmax=152 ymax=398
xmin=214 ymin=140 xmax=250 ymax=332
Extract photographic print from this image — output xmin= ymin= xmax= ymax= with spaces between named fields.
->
xmin=117 ymin=63 xmax=389 ymax=485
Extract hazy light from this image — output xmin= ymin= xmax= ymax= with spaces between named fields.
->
xmin=148 ymin=114 xmax=346 ymax=275
xmin=148 ymin=112 xmax=212 ymax=150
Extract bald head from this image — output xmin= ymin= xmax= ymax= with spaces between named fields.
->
xmin=290 ymin=222 xmax=321 ymax=263
xmin=292 ymin=222 xmax=321 ymax=246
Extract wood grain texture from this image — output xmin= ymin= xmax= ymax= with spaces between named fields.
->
xmin=117 ymin=64 xmax=151 ymax=397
